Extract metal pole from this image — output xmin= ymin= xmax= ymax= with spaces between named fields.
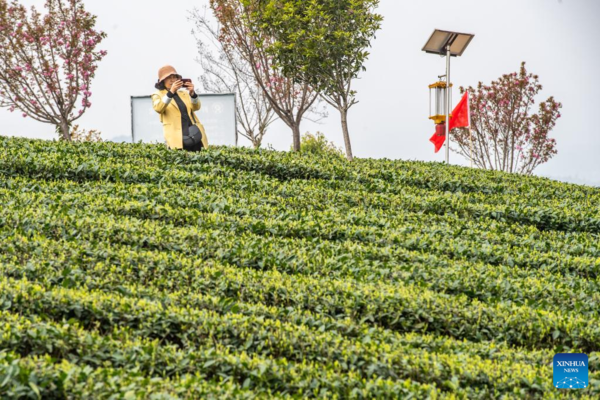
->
xmin=130 ymin=96 xmax=135 ymax=143
xmin=467 ymin=90 xmax=473 ymax=168
xmin=445 ymin=45 xmax=451 ymax=164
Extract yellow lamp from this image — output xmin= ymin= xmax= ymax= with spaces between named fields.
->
xmin=429 ymin=79 xmax=452 ymax=125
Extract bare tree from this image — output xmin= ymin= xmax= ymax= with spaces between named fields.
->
xmin=190 ymin=7 xmax=277 ymax=149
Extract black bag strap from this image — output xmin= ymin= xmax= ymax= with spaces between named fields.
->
xmin=190 ymin=94 xmax=199 ymax=125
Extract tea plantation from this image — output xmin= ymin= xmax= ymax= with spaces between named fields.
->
xmin=0 ymin=136 xmax=599 ymax=398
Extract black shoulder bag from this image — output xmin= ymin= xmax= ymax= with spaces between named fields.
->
xmin=183 ymin=111 xmax=204 ymax=149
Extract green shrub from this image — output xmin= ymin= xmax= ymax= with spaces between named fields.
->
xmin=294 ymin=132 xmax=344 ymax=158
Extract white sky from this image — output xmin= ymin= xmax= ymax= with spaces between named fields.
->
xmin=2 ymin=0 xmax=599 ymax=186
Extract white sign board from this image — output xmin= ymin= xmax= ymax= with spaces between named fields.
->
xmin=131 ymin=93 xmax=237 ymax=146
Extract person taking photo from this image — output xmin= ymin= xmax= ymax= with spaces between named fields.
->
xmin=151 ymin=65 xmax=208 ymax=151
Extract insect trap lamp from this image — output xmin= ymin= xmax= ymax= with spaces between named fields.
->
xmin=422 ymin=29 xmax=474 ymax=164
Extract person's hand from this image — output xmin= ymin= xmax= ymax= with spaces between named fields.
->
xmin=185 ymin=81 xmax=195 ymax=96
xmin=169 ymin=79 xmax=183 ymax=94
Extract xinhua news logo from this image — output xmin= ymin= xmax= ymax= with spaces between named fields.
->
xmin=553 ymin=353 xmax=588 ymax=389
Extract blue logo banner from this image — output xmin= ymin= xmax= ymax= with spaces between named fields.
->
xmin=553 ymin=353 xmax=588 ymax=389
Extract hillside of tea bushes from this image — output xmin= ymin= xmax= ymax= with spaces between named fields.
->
xmin=0 ymin=135 xmax=599 ymax=399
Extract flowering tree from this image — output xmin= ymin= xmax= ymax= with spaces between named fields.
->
xmin=190 ymin=7 xmax=277 ymax=149
xmin=210 ymin=0 xmax=321 ymax=152
xmin=452 ymin=62 xmax=561 ymax=175
xmin=0 ymin=0 xmax=107 ymax=141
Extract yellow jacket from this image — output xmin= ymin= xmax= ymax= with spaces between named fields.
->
xmin=151 ymin=89 xmax=209 ymax=149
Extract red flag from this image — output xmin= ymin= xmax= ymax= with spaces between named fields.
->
xmin=449 ymin=91 xmax=469 ymax=131
xmin=429 ymin=91 xmax=470 ymax=153
xmin=429 ymin=123 xmax=446 ymax=153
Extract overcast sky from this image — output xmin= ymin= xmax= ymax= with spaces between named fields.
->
xmin=2 ymin=0 xmax=599 ymax=186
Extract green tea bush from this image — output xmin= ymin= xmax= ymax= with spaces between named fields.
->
xmin=0 ymin=136 xmax=598 ymax=399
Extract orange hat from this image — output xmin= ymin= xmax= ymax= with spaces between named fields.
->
xmin=158 ymin=65 xmax=179 ymax=82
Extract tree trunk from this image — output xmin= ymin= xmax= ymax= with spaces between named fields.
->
xmin=291 ymin=123 xmax=301 ymax=152
xmin=59 ymin=119 xmax=71 ymax=141
xmin=340 ymin=108 xmax=353 ymax=161
xmin=253 ymin=134 xmax=262 ymax=149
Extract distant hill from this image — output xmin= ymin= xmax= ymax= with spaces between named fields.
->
xmin=544 ymin=174 xmax=600 ymax=188
xmin=0 ymin=136 xmax=598 ymax=398
xmin=106 ymin=134 xmax=133 ymax=143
